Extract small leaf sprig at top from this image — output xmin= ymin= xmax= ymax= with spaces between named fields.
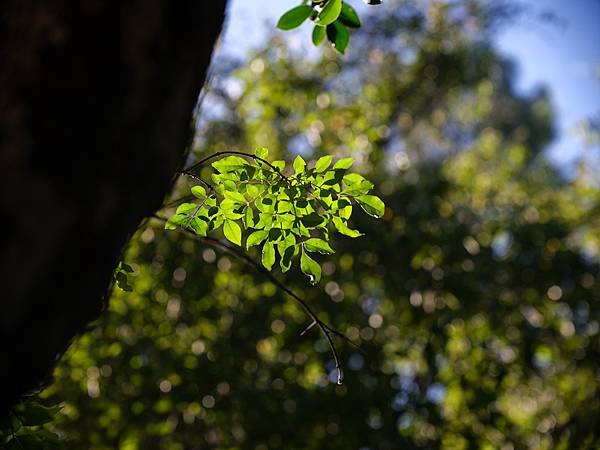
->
xmin=166 ymin=148 xmax=385 ymax=285
xmin=276 ymin=0 xmax=381 ymax=54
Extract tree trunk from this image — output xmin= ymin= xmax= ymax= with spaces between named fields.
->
xmin=0 ymin=0 xmax=227 ymax=414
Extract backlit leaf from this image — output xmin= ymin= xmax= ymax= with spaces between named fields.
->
xmin=300 ymin=249 xmax=321 ymax=284
xmin=262 ymin=241 xmax=276 ymax=270
xmin=316 ymin=0 xmax=342 ymax=26
xmin=315 ymin=155 xmax=333 ymax=172
xmin=356 ymin=195 xmax=385 ymax=218
xmin=223 ymin=219 xmax=242 ymax=246
xmin=303 ymin=238 xmax=335 ymax=254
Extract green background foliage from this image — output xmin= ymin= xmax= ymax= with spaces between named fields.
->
xmin=30 ymin=1 xmax=600 ymax=449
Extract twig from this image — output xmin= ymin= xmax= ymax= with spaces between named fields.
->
xmin=152 ymin=214 xmax=355 ymax=385
xmin=162 ymin=194 xmax=196 ymax=209
xmin=184 ymin=151 xmax=289 ymax=183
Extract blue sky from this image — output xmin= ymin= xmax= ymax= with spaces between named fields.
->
xmin=220 ymin=0 xmax=600 ymax=173
xmin=496 ymin=0 xmax=600 ymax=169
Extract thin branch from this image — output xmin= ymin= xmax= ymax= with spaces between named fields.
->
xmin=152 ymin=215 xmax=355 ymax=385
xmin=184 ymin=151 xmax=289 ymax=183
xmin=300 ymin=320 xmax=317 ymax=336
xmin=161 ymin=194 xmax=196 ymax=209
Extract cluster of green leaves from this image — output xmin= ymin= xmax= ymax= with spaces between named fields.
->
xmin=1 ymin=397 xmax=62 ymax=449
xmin=166 ymin=149 xmax=384 ymax=284
xmin=277 ymin=0 xmax=366 ymax=54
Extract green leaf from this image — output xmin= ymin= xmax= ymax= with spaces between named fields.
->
xmin=300 ymin=249 xmax=321 ymax=284
xmin=193 ymin=218 xmax=208 ymax=236
xmin=277 ymin=233 xmax=296 ymax=257
xmin=326 ymin=21 xmax=350 ymax=54
xmin=343 ymin=173 xmax=374 ymax=195
xmin=315 ymin=155 xmax=333 ymax=172
xmin=356 ymin=195 xmax=385 ymax=218
xmin=296 ymin=198 xmax=309 ymax=209
xmin=333 ymin=157 xmax=354 ymax=170
xmin=247 ymin=184 xmax=265 ymax=198
xmin=244 ymin=206 xmax=255 ymax=228
xmin=300 ymin=213 xmax=325 ymax=228
xmin=256 ymin=212 xmax=274 ymax=229
xmin=272 ymin=160 xmax=286 ymax=172
xmin=223 ymin=219 xmax=242 ymax=246
xmin=277 ymin=233 xmax=297 ymax=273
xmin=342 ymin=173 xmax=367 ymax=185
xmin=262 ymin=241 xmax=276 ymax=270
xmin=212 ymin=155 xmax=248 ymax=173
xmin=332 ymin=216 xmax=363 ymax=238
xmin=247 ymin=230 xmax=269 ymax=249
xmin=280 ymin=245 xmax=296 ymax=273
xmin=312 ymin=25 xmax=326 ymax=46
xmin=293 ymin=155 xmax=306 ymax=174
xmin=277 ymin=5 xmax=313 ymax=30
xmin=277 ymin=200 xmax=293 ymax=213
xmin=255 ymin=147 xmax=269 ymax=159
xmin=191 ymin=185 xmax=207 ymax=199
xmin=278 ymin=213 xmax=296 ymax=230
xmin=337 ymin=203 xmax=353 ymax=219
xmin=304 ymin=238 xmax=335 ymax=254
xmin=339 ymin=2 xmax=361 ymax=28
xmin=224 ymin=190 xmax=247 ymax=204
xmin=220 ymin=198 xmax=240 ymax=212
xmin=316 ymin=0 xmax=342 ymax=26
xmin=257 ymin=196 xmax=276 ymax=213
xmin=176 ymin=203 xmax=196 ymax=215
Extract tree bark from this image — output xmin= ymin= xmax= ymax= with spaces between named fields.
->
xmin=0 ymin=0 xmax=227 ymax=414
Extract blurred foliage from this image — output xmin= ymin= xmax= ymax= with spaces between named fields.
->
xmin=0 ymin=395 xmax=62 ymax=449
xmin=40 ymin=1 xmax=599 ymax=449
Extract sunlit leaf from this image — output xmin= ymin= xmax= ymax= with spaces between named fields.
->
xmin=316 ymin=0 xmax=342 ymax=26
xmin=262 ymin=241 xmax=276 ymax=270
xmin=315 ymin=155 xmax=333 ymax=172
xmin=212 ymin=156 xmax=248 ymax=173
xmin=300 ymin=248 xmax=321 ymax=284
xmin=303 ymin=238 xmax=335 ymax=254
xmin=246 ymin=230 xmax=269 ymax=249
xmin=333 ymin=157 xmax=354 ymax=170
xmin=176 ymin=203 xmax=196 ymax=215
xmin=356 ymin=195 xmax=385 ymax=218
xmin=191 ymin=185 xmax=207 ymax=199
xmin=255 ymin=147 xmax=269 ymax=159
xmin=223 ymin=219 xmax=242 ymax=246
xmin=293 ymin=155 xmax=306 ymax=174
xmin=223 ymin=190 xmax=247 ymax=204
xmin=332 ymin=216 xmax=363 ymax=237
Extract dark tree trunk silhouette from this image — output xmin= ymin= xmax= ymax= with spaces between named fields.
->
xmin=0 ymin=0 xmax=227 ymax=414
